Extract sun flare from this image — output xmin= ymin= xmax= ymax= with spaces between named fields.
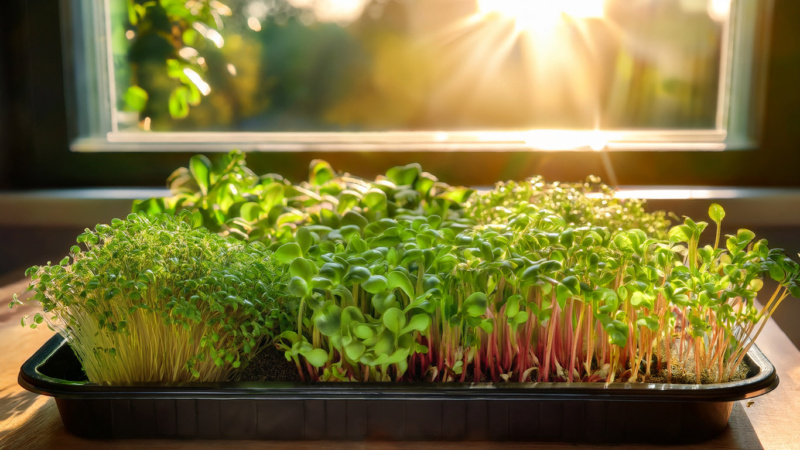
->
xmin=477 ymin=0 xmax=605 ymax=32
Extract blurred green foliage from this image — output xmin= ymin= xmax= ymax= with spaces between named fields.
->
xmin=114 ymin=0 xmax=722 ymax=132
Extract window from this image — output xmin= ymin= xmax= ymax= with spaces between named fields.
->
xmin=65 ymin=0 xmax=770 ymax=152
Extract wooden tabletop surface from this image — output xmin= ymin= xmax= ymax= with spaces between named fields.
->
xmin=2 ymin=275 xmax=799 ymax=450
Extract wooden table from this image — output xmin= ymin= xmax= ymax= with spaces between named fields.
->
xmin=2 ymin=276 xmax=799 ymax=450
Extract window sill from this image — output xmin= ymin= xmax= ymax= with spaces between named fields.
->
xmin=2 ymin=187 xmax=800 ymax=228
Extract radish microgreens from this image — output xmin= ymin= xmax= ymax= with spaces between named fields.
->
xmin=269 ymin=203 xmax=799 ymax=384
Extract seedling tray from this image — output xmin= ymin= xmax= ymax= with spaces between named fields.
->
xmin=20 ymin=334 xmax=778 ymax=443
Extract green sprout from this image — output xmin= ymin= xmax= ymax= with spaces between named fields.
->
xmin=267 ymin=200 xmax=798 ymax=384
xmin=21 ymin=154 xmax=800 ymax=386
xmin=13 ymin=212 xmax=285 ymax=384
xmin=133 ymin=150 xmax=475 ymax=245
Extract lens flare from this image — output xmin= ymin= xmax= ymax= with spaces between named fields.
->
xmin=478 ymin=0 xmax=605 ymax=32
xmin=707 ymin=0 xmax=731 ymax=21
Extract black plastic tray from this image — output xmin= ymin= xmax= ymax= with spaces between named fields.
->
xmin=19 ymin=334 xmax=779 ymax=442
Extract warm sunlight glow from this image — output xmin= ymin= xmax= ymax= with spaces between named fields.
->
xmin=247 ymin=16 xmax=262 ymax=31
xmin=313 ymin=0 xmax=369 ymax=23
xmin=287 ymin=0 xmax=369 ymax=24
xmin=613 ymin=188 xmax=742 ymax=200
xmin=707 ymin=0 xmax=731 ymax=21
xmin=478 ymin=0 xmax=560 ymax=32
xmin=210 ymin=0 xmax=233 ymax=16
xmin=178 ymin=47 xmax=199 ymax=61
xmin=521 ymin=130 xmax=612 ymax=151
xmin=245 ymin=0 xmax=270 ymax=20
xmin=183 ymin=68 xmax=212 ymax=96
xmin=421 ymin=0 xmax=613 ymax=148
xmin=193 ymin=22 xmax=225 ymax=48
xmin=478 ymin=0 xmax=605 ymax=32
xmin=564 ymin=0 xmax=604 ymax=19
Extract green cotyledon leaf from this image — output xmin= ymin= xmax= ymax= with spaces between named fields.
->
xmin=388 ymin=271 xmax=415 ymax=299
xmin=362 ymin=275 xmax=389 ymax=294
xmin=301 ymin=348 xmax=328 ymax=367
xmin=274 ymin=242 xmax=302 ymax=264
xmin=382 ymin=307 xmax=406 ymax=335
xmin=314 ymin=302 xmax=342 ymax=337
xmin=463 ymin=292 xmax=488 ymax=317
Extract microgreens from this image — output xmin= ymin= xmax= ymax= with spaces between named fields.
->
xmin=13 ymin=212 xmax=285 ymax=384
xmin=134 ymin=150 xmax=475 ymax=244
xmin=19 ymin=153 xmax=799 ymax=386
xmin=466 ymin=175 xmax=672 ymax=239
xmin=268 ymin=201 xmax=799 ymax=384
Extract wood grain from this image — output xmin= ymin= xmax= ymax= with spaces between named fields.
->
xmin=1 ymin=279 xmax=797 ymax=449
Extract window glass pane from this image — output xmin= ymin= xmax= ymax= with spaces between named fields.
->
xmin=111 ymin=0 xmax=726 ymax=134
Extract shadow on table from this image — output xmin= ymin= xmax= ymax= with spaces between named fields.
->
xmin=710 ymin=401 xmax=763 ymax=450
xmin=0 ymin=396 xmax=64 ymax=448
xmin=0 ymin=390 xmax=39 ymax=422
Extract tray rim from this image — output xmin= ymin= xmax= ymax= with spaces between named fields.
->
xmin=19 ymin=333 xmax=779 ymax=403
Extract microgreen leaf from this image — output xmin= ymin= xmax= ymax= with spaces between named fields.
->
xmin=382 ymin=308 xmax=406 ymax=335
xmin=189 ymin=155 xmax=211 ymax=196
xmin=289 ymin=257 xmax=317 ymax=281
xmin=363 ymin=189 xmax=388 ymax=210
xmin=463 ymin=292 xmax=488 ymax=317
xmin=388 ymin=271 xmax=415 ymax=299
xmin=709 ymin=203 xmax=725 ymax=224
xmin=314 ymin=302 xmax=342 ymax=337
xmin=288 ymin=277 xmax=309 ymax=297
xmin=275 ymin=242 xmax=303 ymax=264
xmin=301 ymin=348 xmax=329 ymax=368
xmin=402 ymin=314 xmax=431 ymax=334
xmin=362 ymin=275 xmax=389 ymax=294
xmin=309 ymin=160 xmax=335 ymax=186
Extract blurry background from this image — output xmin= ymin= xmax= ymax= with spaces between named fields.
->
xmin=2 ymin=0 xmax=800 ymax=344
xmin=2 ymin=0 xmax=796 ymax=189
xmin=109 ymin=0 xmax=723 ymax=133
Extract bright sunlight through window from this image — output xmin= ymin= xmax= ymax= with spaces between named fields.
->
xmin=478 ymin=0 xmax=605 ymax=32
xmin=64 ymin=0 xmax=770 ymax=152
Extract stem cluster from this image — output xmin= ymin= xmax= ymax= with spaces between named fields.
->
xmin=14 ymin=212 xmax=286 ymax=384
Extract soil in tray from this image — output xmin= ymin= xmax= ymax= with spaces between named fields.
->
xmin=234 ymin=345 xmax=751 ymax=384
xmin=237 ymin=344 xmax=303 ymax=382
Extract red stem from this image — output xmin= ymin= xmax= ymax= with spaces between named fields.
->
xmin=474 ymin=345 xmax=482 ymax=383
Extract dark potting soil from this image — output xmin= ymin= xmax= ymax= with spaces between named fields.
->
xmin=236 ymin=344 xmax=303 ymax=382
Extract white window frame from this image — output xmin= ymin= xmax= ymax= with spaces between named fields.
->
xmin=63 ymin=0 xmax=773 ymax=153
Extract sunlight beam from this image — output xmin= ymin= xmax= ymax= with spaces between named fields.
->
xmin=477 ymin=0 xmax=605 ymax=32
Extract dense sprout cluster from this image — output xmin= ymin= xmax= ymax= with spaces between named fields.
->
xmin=15 ymin=152 xmax=800 ymax=385
xmin=467 ymin=176 xmax=671 ymax=239
xmin=133 ymin=151 xmax=670 ymax=245
xmin=266 ymin=205 xmax=799 ymax=384
xmin=133 ymin=151 xmax=475 ymax=243
xmin=14 ymin=212 xmax=285 ymax=384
